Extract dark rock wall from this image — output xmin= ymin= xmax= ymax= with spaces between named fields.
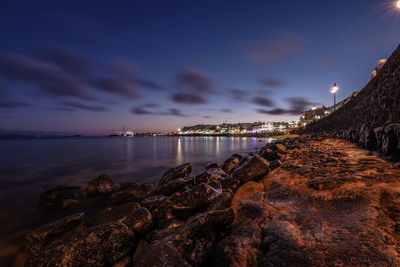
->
xmin=306 ymin=45 xmax=400 ymax=158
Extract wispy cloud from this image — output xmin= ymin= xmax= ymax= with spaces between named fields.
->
xmin=0 ymin=100 xmax=29 ymax=109
xmin=94 ymin=78 xmax=140 ymax=98
xmin=251 ymin=97 xmax=275 ymax=107
xmin=246 ymin=33 xmax=304 ymax=64
xmin=227 ymin=88 xmax=247 ymax=102
xmin=131 ymin=106 xmax=189 ymax=117
xmin=61 ymin=101 xmax=107 ymax=112
xmin=260 ymin=76 xmax=285 ymax=88
xmin=0 ymin=54 xmax=94 ymax=100
xmin=256 ymin=97 xmax=314 ymax=115
xmin=170 ymin=92 xmax=207 ymax=104
xmin=176 ymin=68 xmax=214 ymax=94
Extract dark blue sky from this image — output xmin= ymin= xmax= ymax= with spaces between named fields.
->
xmin=0 ymin=0 xmax=399 ymax=134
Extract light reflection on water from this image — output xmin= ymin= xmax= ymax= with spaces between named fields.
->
xmin=0 ymin=136 xmax=269 ymax=263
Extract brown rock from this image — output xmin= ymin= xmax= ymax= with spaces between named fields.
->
xmin=86 ymin=174 xmax=120 ymax=195
xmin=160 ymin=163 xmax=192 ymax=184
xmin=232 ymin=155 xmax=270 ymax=184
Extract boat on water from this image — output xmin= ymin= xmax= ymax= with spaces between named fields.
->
xmin=110 ymin=126 xmax=134 ymax=137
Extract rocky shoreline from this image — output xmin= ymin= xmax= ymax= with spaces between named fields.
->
xmin=24 ymin=137 xmax=288 ymax=266
xmin=23 ymin=135 xmax=400 ymax=266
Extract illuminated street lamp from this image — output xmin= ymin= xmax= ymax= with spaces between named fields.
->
xmin=331 ymin=83 xmax=339 ymax=112
xmin=397 ymin=0 xmax=400 ymax=9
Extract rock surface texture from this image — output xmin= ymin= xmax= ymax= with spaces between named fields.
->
xmin=306 ymin=45 xmax=400 ymax=161
xmin=25 ymin=135 xmax=400 ymax=266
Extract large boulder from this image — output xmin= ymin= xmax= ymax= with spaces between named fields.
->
xmin=110 ymin=183 xmax=157 ymax=205
xmin=194 ymin=169 xmax=225 ymax=185
xmin=26 ymin=222 xmax=134 ymax=266
xmin=140 ymin=195 xmax=167 ymax=211
xmin=39 ymin=185 xmax=81 ymax=209
xmin=86 ymin=174 xmax=120 ymax=195
xmin=133 ymin=209 xmax=234 ymax=266
xmin=26 ymin=213 xmax=86 ymax=255
xmin=171 ymin=183 xmax=222 ymax=218
xmin=232 ymin=155 xmax=270 ymax=184
xmin=155 ymin=178 xmax=188 ymax=196
xmin=160 ymin=163 xmax=192 ymax=184
xmin=94 ymin=202 xmax=141 ymax=225
xmin=221 ymin=155 xmax=241 ymax=174
xmin=123 ymin=207 xmax=153 ymax=235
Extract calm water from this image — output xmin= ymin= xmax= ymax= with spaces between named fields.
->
xmin=0 ymin=136 xmax=266 ymax=265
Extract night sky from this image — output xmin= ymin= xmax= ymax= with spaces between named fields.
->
xmin=0 ymin=0 xmax=399 ymax=135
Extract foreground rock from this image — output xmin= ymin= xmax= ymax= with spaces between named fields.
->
xmin=160 ymin=163 xmax=192 ymax=184
xmin=26 ymin=222 xmax=134 ymax=266
xmin=39 ymin=185 xmax=81 ymax=209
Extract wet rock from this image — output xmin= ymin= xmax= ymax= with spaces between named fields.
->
xmin=94 ymin=202 xmax=141 ymax=225
xmin=111 ymin=183 xmax=156 ymax=205
xmin=140 ymin=195 xmax=167 ymax=211
xmin=134 ymin=209 xmax=234 ymax=266
xmin=270 ymin=159 xmax=282 ymax=170
xmin=160 ymin=163 xmax=192 ymax=184
xmin=222 ymin=155 xmax=241 ymax=174
xmin=194 ymin=169 xmax=224 ymax=185
xmin=207 ymin=192 xmax=233 ymax=211
xmin=205 ymin=162 xmax=219 ymax=170
xmin=123 ymin=207 xmax=153 ymax=235
xmin=232 ymin=155 xmax=270 ymax=184
xmin=39 ymin=185 xmax=81 ymax=209
xmin=206 ymin=180 xmax=222 ymax=193
xmin=26 ymin=213 xmax=86 ymax=255
xmin=26 ymin=222 xmax=134 ymax=266
xmin=156 ymin=178 xmax=188 ymax=196
xmin=86 ymin=174 xmax=120 ymax=195
xmin=219 ymin=177 xmax=241 ymax=193
xmin=171 ymin=183 xmax=222 ymax=218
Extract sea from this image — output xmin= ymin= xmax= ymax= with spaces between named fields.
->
xmin=0 ymin=136 xmax=268 ymax=266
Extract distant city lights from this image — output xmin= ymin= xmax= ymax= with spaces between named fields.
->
xmin=397 ymin=0 xmax=400 ymax=9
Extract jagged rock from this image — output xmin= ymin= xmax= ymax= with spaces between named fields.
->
xmin=111 ymin=183 xmax=156 ymax=205
xmin=86 ymin=174 xmax=120 ymax=195
xmin=171 ymin=183 xmax=222 ymax=218
xmin=221 ymin=155 xmax=241 ymax=174
xmin=206 ymin=180 xmax=222 ymax=193
xmin=207 ymin=192 xmax=233 ymax=211
xmin=123 ymin=207 xmax=153 ymax=235
xmin=26 ymin=222 xmax=134 ymax=267
xmin=133 ymin=209 xmax=234 ymax=266
xmin=39 ymin=185 xmax=81 ymax=209
xmin=272 ymin=143 xmax=287 ymax=152
xmin=140 ymin=195 xmax=167 ymax=211
xmin=156 ymin=178 xmax=188 ymax=196
xmin=219 ymin=177 xmax=241 ymax=193
xmin=160 ymin=163 xmax=192 ymax=184
xmin=26 ymin=213 xmax=86 ymax=255
xmin=94 ymin=202 xmax=141 ymax=225
xmin=232 ymin=155 xmax=270 ymax=184
xmin=194 ymin=169 xmax=224 ymax=185
xmin=270 ymin=159 xmax=282 ymax=170
xmin=205 ymin=162 xmax=219 ymax=170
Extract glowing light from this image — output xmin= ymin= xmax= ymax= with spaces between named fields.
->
xmin=331 ymin=83 xmax=339 ymax=94
xmin=397 ymin=0 xmax=400 ymax=9
xmin=311 ymin=105 xmax=317 ymax=110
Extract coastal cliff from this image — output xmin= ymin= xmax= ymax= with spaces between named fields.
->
xmin=306 ymin=45 xmax=400 ymax=161
xmin=23 ymin=135 xmax=400 ymax=266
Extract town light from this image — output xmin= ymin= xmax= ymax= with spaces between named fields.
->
xmin=311 ymin=105 xmax=317 ymax=110
xmin=331 ymin=83 xmax=339 ymax=112
xmin=397 ymin=0 xmax=400 ymax=9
